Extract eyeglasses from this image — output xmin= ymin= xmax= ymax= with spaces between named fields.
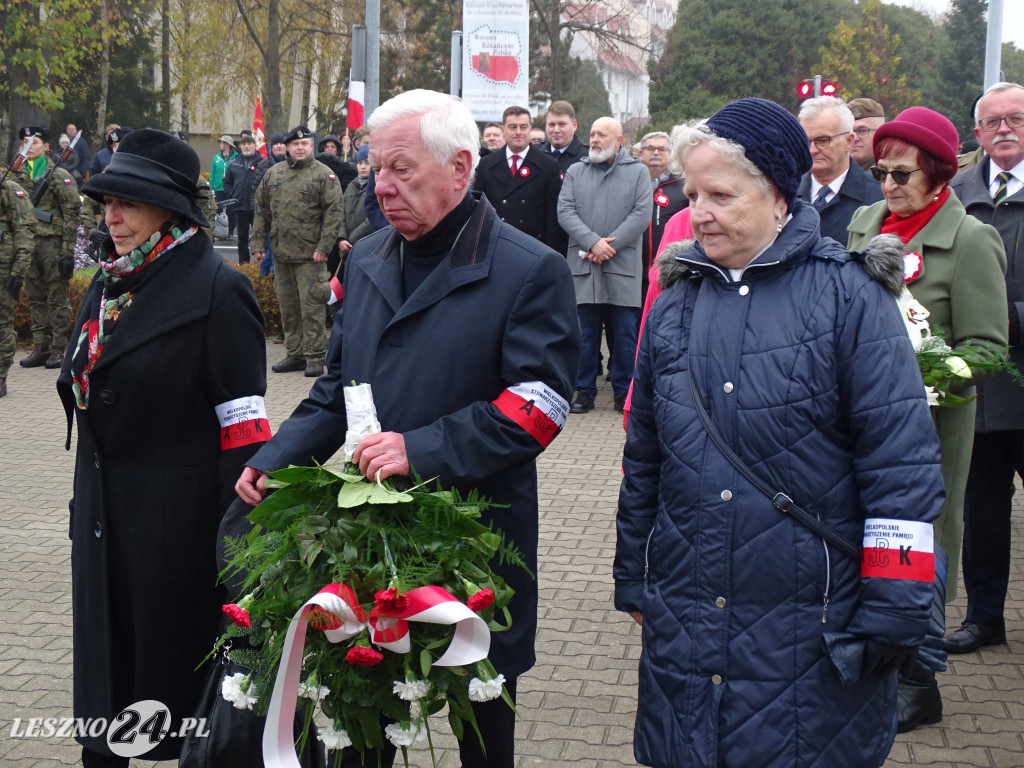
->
xmin=870 ymin=166 xmax=922 ymax=185
xmin=977 ymin=113 xmax=1024 ymax=131
xmin=642 ymin=146 xmax=670 ymax=154
xmin=852 ymin=126 xmax=877 ymax=138
xmin=808 ymin=132 xmax=849 ymax=150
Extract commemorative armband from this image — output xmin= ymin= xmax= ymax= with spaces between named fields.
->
xmin=861 ymin=518 xmax=934 ymax=582
xmin=215 ymin=396 xmax=271 ymax=450
xmin=491 ymin=381 xmax=569 ymax=448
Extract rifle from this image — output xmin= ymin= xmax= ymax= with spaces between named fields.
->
xmin=0 ymin=137 xmax=32 ymax=192
xmin=29 ymin=131 xmax=81 ymax=224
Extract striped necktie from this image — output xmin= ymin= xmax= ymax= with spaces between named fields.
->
xmin=993 ymin=171 xmax=1011 ymax=205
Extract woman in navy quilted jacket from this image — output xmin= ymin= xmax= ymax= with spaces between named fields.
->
xmin=615 ymin=99 xmax=946 ymax=768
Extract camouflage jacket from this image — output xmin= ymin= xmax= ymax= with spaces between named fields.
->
xmin=0 ymin=180 xmax=36 ymax=278
xmin=252 ymin=155 xmax=343 ymax=262
xmin=12 ymin=158 xmax=80 ymax=251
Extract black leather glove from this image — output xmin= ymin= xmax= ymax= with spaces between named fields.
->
xmin=86 ymin=224 xmax=107 ymax=261
xmin=861 ymin=639 xmax=918 ymax=679
xmin=58 ymin=254 xmax=74 ymax=279
xmin=4 ymin=274 xmax=23 ymax=297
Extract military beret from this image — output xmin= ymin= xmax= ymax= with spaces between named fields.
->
xmin=284 ymin=126 xmax=312 ymax=144
xmin=19 ymin=126 xmax=50 ymax=143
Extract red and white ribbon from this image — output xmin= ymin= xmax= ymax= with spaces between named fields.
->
xmin=262 ymin=584 xmax=489 ymax=767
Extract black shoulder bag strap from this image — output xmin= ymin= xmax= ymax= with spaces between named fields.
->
xmin=687 ymin=365 xmax=863 ymax=562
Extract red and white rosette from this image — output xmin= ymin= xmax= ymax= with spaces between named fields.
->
xmin=262 ymin=584 xmax=489 ymax=767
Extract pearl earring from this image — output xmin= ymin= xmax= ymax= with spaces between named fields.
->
xmin=776 ymin=214 xmax=784 ymax=233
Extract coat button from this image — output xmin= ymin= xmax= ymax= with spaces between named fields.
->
xmin=716 ymin=597 xmax=727 ymax=608
xmin=723 ymin=382 xmax=734 ymax=393
xmin=94 ymin=522 xmax=103 ymax=538
xmin=712 ymin=674 xmax=723 ymax=685
xmin=93 ymin=452 xmax=100 ymax=469
xmin=721 ymin=490 xmax=733 ymax=501
xmin=739 ymin=285 xmax=750 ymax=296
xmin=99 ymin=389 xmax=115 ymax=405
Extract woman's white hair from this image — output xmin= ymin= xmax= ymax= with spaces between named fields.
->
xmin=367 ymin=89 xmax=480 ymax=174
xmin=670 ymin=121 xmax=772 ymax=197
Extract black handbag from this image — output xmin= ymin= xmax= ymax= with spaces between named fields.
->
xmin=687 ymin=365 xmax=863 ymax=561
xmin=178 ymin=639 xmax=266 ymax=768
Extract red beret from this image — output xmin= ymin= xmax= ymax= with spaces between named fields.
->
xmin=873 ymin=107 xmax=959 ymax=168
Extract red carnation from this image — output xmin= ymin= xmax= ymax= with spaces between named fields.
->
xmin=222 ymin=603 xmax=252 ymax=628
xmin=467 ymin=589 xmax=495 ymax=612
xmin=346 ymin=645 xmax=384 ymax=666
xmin=309 ymin=606 xmax=342 ymax=631
xmin=374 ymin=588 xmax=409 ymax=614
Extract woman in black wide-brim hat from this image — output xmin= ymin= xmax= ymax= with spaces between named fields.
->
xmin=56 ymin=129 xmax=270 ymax=766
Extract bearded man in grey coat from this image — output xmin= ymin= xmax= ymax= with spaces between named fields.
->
xmin=557 ymin=116 xmax=652 ymax=414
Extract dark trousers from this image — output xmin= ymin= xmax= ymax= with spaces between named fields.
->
xmin=576 ymin=304 xmax=639 ymax=399
xmin=333 ymin=678 xmax=517 ymax=768
xmin=81 ymin=748 xmax=128 ymax=768
xmin=962 ymin=429 xmax=1024 ymax=629
xmin=235 ymin=209 xmax=254 ymax=264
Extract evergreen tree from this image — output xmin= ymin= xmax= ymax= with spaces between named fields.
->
xmin=879 ymin=2 xmax=950 ymax=113
xmin=934 ymin=0 xmax=987 ymax=137
xmin=815 ymin=0 xmax=920 ymax=117
xmin=647 ymin=0 xmax=856 ymax=127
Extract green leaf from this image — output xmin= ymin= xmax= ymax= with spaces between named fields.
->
xmin=420 ymin=648 xmax=432 ymax=678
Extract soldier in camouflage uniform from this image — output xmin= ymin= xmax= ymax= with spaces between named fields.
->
xmin=13 ymin=126 xmax=81 ymax=369
xmin=0 ymin=178 xmax=35 ymax=397
xmin=252 ymin=125 xmax=343 ymax=377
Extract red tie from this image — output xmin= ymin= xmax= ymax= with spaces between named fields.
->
xmin=510 ymin=154 xmax=519 ymax=176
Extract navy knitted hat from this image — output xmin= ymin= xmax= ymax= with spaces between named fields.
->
xmin=703 ymin=98 xmax=812 ymax=208
xmin=356 ymin=144 xmax=369 ymax=163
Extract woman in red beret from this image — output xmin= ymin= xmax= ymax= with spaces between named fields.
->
xmin=848 ymin=106 xmax=1009 ymax=734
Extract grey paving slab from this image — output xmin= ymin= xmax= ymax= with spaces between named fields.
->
xmin=2 ymin=340 xmax=1023 ymax=766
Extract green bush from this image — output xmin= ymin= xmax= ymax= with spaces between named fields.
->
xmin=15 ymin=261 xmax=281 ymax=343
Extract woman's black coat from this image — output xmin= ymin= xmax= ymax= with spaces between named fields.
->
xmin=56 ymin=232 xmax=268 ymax=760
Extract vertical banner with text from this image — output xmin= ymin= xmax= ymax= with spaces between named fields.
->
xmin=461 ymin=0 xmax=529 ymax=122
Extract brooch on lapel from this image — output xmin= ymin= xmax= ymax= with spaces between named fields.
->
xmin=654 ymin=192 xmax=669 ymax=207
xmin=519 ymin=166 xmax=530 ymax=177
xmin=904 ymin=252 xmax=922 ymax=282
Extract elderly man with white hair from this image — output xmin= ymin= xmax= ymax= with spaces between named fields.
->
xmin=231 ymin=89 xmax=581 ymax=767
xmin=796 ymin=96 xmax=882 ymax=243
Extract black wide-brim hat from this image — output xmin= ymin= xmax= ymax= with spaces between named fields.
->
xmin=82 ymin=128 xmax=209 ymax=228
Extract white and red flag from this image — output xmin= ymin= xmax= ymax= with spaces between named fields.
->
xmin=253 ymin=96 xmax=268 ymax=158
xmin=347 ymin=80 xmax=365 ymax=130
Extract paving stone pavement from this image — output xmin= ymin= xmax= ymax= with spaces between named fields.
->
xmin=1 ymin=342 xmax=1022 ymax=767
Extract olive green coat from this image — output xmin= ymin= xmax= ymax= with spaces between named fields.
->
xmin=849 ymin=194 xmax=1008 ymax=600
xmin=12 ymin=160 xmax=80 ymax=254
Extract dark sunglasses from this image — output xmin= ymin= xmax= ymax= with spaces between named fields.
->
xmin=870 ymin=166 xmax=922 ymax=185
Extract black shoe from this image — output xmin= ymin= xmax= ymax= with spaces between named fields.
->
xmin=271 ymin=356 xmax=306 ymax=373
xmin=614 ymin=395 xmax=626 ymax=413
xmin=896 ymin=675 xmax=942 ymax=733
xmin=20 ymin=347 xmax=50 ymax=368
xmin=304 ymin=360 xmax=324 ymax=377
xmin=44 ymin=348 xmax=65 ymax=369
xmin=943 ymin=622 xmax=1006 ymax=654
xmin=569 ymin=392 xmax=594 ymax=414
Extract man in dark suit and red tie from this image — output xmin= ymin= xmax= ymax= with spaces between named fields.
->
xmin=473 ymin=106 xmax=564 ymax=251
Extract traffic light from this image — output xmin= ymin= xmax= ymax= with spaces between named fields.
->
xmin=797 ymin=77 xmax=838 ymax=99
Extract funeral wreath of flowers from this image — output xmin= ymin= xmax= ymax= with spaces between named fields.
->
xmin=217 ymin=461 xmax=526 ymax=767
xmin=897 ymin=288 xmax=1018 ymax=407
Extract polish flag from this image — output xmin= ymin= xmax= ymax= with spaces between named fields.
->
xmin=328 ymin=276 xmax=344 ymax=306
xmin=253 ymin=96 xmax=268 ymax=158
xmin=347 ymin=80 xmax=365 ymax=130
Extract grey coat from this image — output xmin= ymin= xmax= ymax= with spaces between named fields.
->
xmin=557 ymin=150 xmax=653 ymax=307
xmin=950 ymin=157 xmax=1024 ymax=432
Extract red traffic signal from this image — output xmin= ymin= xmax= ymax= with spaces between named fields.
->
xmin=798 ymin=80 xmax=814 ymax=99
xmin=798 ymin=78 xmax=838 ymax=99
xmin=821 ymin=80 xmax=838 ymax=96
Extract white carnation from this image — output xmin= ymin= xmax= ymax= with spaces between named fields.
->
xmin=298 ymin=680 xmax=330 ymax=701
xmin=468 ymin=674 xmax=505 ymax=702
xmin=384 ymin=721 xmax=427 ymax=747
xmin=220 ymin=672 xmax=258 ymax=710
xmin=317 ymin=721 xmax=353 ymax=750
xmin=392 ymin=679 xmax=429 ymax=701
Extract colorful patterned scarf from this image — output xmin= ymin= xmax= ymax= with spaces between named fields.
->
xmin=70 ymin=221 xmax=197 ymax=409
